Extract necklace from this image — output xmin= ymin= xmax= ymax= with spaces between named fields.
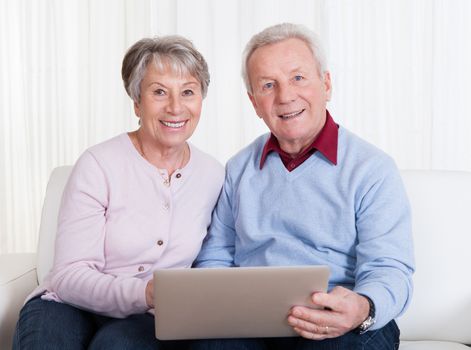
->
xmin=134 ymin=132 xmax=187 ymax=187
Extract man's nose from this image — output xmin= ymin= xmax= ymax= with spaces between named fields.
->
xmin=276 ymin=82 xmax=296 ymax=104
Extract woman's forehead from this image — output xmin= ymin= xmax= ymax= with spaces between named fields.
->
xmin=148 ymin=57 xmax=195 ymax=79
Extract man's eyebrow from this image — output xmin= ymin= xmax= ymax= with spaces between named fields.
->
xmin=256 ymin=76 xmax=275 ymax=82
xmin=289 ymin=66 xmax=305 ymax=73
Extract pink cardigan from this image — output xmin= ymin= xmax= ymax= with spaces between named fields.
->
xmin=29 ymin=133 xmax=224 ymax=318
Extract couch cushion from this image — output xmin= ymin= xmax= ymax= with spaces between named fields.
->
xmin=400 ymin=341 xmax=470 ymax=349
xmin=0 ymin=253 xmax=39 ymax=350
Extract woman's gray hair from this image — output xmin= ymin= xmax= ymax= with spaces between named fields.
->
xmin=241 ymin=23 xmax=328 ymax=93
xmin=122 ymin=35 xmax=210 ymax=102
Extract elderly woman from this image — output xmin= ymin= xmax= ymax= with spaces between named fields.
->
xmin=13 ymin=36 xmax=224 ymax=349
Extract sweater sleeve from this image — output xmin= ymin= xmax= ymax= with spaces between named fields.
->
xmin=353 ymin=158 xmax=415 ymax=329
xmin=194 ymin=166 xmax=237 ymax=267
xmin=49 ymin=151 xmax=149 ymax=318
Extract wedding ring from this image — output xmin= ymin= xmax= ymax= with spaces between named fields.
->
xmin=324 ymin=325 xmax=329 ymax=333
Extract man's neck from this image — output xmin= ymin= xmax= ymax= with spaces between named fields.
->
xmin=278 ymin=137 xmax=317 ymax=158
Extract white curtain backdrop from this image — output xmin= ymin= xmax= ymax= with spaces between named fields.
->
xmin=1 ymin=0 xmax=470 ymax=254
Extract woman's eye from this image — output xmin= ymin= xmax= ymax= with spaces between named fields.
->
xmin=182 ymin=89 xmax=194 ymax=96
xmin=153 ymin=89 xmax=165 ymax=96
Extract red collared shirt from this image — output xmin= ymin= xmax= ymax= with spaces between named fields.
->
xmin=259 ymin=111 xmax=338 ymax=171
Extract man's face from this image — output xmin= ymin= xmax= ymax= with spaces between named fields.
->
xmin=247 ymin=38 xmax=331 ymax=155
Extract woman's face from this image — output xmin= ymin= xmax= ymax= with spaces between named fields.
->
xmin=134 ymin=62 xmax=203 ymax=150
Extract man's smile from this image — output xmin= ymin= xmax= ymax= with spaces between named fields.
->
xmin=278 ymin=109 xmax=305 ymax=120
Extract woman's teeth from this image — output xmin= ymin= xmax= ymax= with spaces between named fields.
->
xmin=161 ymin=120 xmax=186 ymax=128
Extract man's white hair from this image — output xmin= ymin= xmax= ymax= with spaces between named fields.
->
xmin=241 ymin=23 xmax=328 ymax=93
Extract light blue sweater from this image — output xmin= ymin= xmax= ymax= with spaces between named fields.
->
xmin=196 ymin=126 xmax=415 ymax=330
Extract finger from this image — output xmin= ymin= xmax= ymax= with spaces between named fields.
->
xmin=290 ymin=306 xmax=320 ymax=323
xmin=293 ymin=327 xmax=330 ymax=340
xmin=287 ymin=315 xmax=319 ymax=333
xmin=288 ymin=312 xmax=338 ymax=336
xmin=311 ymin=288 xmax=347 ymax=311
xmin=289 ymin=308 xmax=347 ymax=338
xmin=290 ymin=306 xmax=335 ymax=326
xmin=310 ymin=291 xmax=328 ymax=306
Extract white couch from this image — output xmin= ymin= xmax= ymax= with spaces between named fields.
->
xmin=1 ymin=167 xmax=470 ymax=349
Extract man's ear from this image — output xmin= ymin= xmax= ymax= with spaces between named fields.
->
xmin=248 ymin=91 xmax=256 ymax=108
xmin=323 ymin=71 xmax=332 ymax=101
xmin=247 ymin=92 xmax=262 ymax=118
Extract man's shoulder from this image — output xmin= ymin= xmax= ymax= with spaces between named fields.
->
xmin=339 ymin=127 xmax=395 ymax=167
xmin=226 ymin=133 xmax=269 ymax=171
xmin=337 ymin=127 xmax=401 ymax=191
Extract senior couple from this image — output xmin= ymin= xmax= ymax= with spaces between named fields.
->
xmin=14 ymin=23 xmax=414 ymax=350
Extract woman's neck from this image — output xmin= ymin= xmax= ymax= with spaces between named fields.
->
xmin=130 ymin=130 xmax=189 ymax=176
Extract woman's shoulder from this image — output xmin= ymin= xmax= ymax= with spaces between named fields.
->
xmin=189 ymin=144 xmax=222 ymax=167
xmin=188 ymin=144 xmax=225 ymax=181
xmin=71 ymin=133 xmax=135 ymax=178
xmin=85 ymin=133 xmax=130 ymax=157
xmin=76 ymin=133 xmax=134 ymax=165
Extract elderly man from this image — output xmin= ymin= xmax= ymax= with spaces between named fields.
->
xmin=193 ymin=23 xmax=414 ymax=350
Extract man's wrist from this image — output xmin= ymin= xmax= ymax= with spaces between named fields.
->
xmin=356 ymin=294 xmax=376 ymax=334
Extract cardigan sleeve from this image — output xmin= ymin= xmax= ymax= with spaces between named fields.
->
xmin=49 ymin=151 xmax=149 ymax=318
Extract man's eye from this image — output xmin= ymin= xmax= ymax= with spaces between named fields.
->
xmin=153 ymin=89 xmax=165 ymax=96
xmin=263 ymin=82 xmax=274 ymax=89
xmin=182 ymin=89 xmax=194 ymax=96
xmin=294 ymin=75 xmax=304 ymax=81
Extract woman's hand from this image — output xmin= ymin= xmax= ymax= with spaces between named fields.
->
xmin=145 ymin=279 xmax=154 ymax=308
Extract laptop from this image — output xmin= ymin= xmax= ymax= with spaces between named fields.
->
xmin=153 ymin=265 xmax=330 ymax=340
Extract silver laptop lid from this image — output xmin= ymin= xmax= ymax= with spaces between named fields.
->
xmin=153 ymin=265 xmax=330 ymax=340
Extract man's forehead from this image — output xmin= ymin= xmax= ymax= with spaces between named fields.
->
xmin=248 ymin=38 xmax=317 ymax=75
xmin=252 ymin=38 xmax=312 ymax=56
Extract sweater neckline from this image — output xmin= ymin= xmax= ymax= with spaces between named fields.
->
xmin=260 ymin=127 xmax=343 ymax=181
xmin=264 ymin=150 xmax=323 ymax=181
xmin=120 ymin=132 xmax=195 ymax=181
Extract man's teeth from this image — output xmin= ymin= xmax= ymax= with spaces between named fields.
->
xmin=161 ymin=120 xmax=186 ymax=128
xmin=280 ymin=110 xmax=304 ymax=119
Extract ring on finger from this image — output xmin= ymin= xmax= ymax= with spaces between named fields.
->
xmin=324 ymin=325 xmax=329 ymax=334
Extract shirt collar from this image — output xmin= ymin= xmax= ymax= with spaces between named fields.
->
xmin=259 ymin=110 xmax=338 ymax=169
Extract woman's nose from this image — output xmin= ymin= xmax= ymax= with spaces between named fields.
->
xmin=166 ymin=95 xmax=184 ymax=115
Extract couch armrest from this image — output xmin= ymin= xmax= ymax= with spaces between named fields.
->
xmin=398 ymin=170 xmax=471 ymax=345
xmin=0 ymin=253 xmax=38 ymax=350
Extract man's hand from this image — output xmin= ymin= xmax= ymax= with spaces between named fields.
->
xmin=145 ymin=279 xmax=154 ymax=308
xmin=287 ymin=286 xmax=370 ymax=340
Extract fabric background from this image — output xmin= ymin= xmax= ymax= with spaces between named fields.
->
xmin=1 ymin=0 xmax=470 ymax=253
